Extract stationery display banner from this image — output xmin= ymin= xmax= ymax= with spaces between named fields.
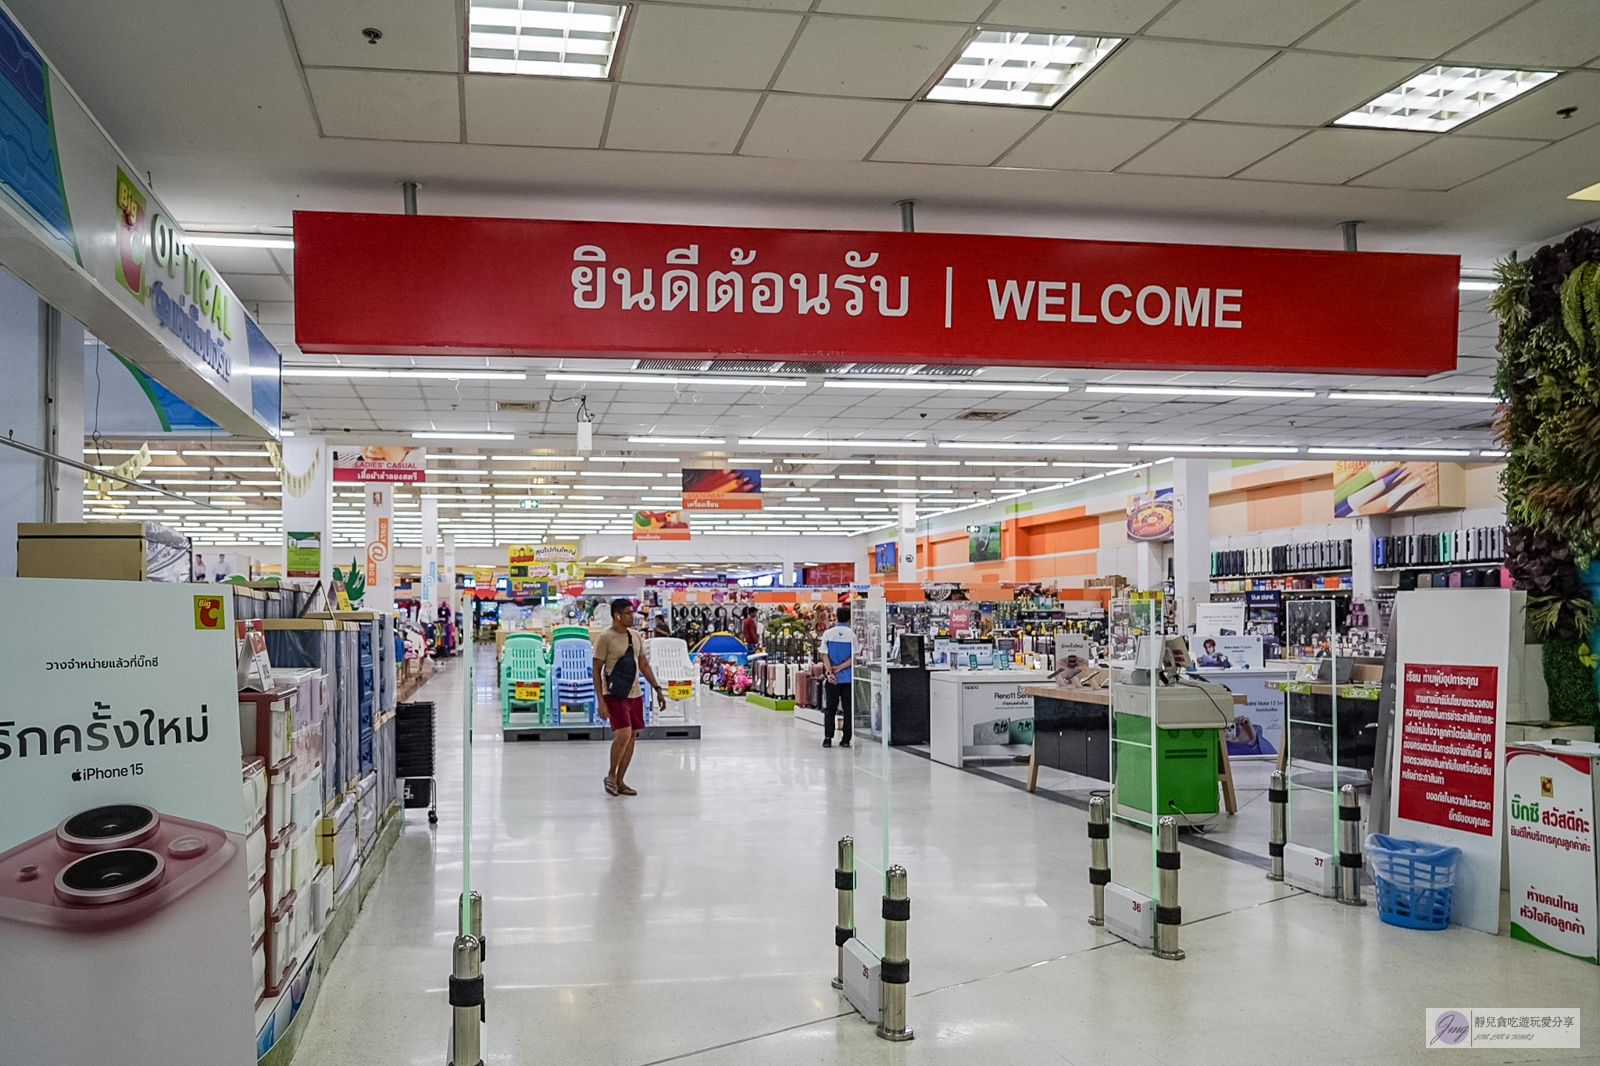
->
xmin=1396 ymin=663 xmax=1499 ymax=836
xmin=1506 ymin=747 xmax=1598 ymax=963
xmin=633 ymin=510 xmax=690 ymax=541
xmin=0 ymin=578 xmax=256 ymax=1066
xmin=292 ymin=212 xmax=1460 ymax=375
xmin=1333 ymin=460 xmax=1444 ymax=518
xmin=682 ymin=468 xmax=763 ymax=511
xmin=333 ymin=446 xmax=426 ymax=484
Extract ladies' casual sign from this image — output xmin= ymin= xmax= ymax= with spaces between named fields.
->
xmin=293 ymin=213 xmax=1459 ymax=376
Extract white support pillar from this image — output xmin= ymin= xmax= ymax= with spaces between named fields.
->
xmin=281 ymin=436 xmax=333 ymax=590
xmin=364 ymin=482 xmax=394 ymax=613
xmin=1350 ymin=513 xmax=1388 ymax=602
xmin=442 ymin=534 xmax=457 ymax=623
xmin=421 ymin=495 xmax=439 ymax=618
xmin=1135 ymin=542 xmax=1161 ymax=592
xmin=896 ymin=502 xmax=917 ymax=582
xmin=1171 ymin=458 xmax=1211 ymax=632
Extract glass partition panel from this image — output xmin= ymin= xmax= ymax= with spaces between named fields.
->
xmin=1284 ymin=598 xmax=1343 ymax=855
xmin=851 ymin=590 xmax=891 ymax=956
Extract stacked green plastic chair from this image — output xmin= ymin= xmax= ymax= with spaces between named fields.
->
xmin=500 ymin=632 xmax=549 ymax=726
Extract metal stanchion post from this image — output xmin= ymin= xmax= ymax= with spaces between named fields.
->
xmin=832 ymin=837 xmax=855 ymax=991
xmin=1336 ymin=784 xmax=1366 ymax=906
xmin=1267 ymin=770 xmax=1287 ymax=883
xmin=876 ymin=866 xmax=913 ymax=1042
xmin=448 ymin=934 xmax=484 ymax=1066
xmin=460 ymin=890 xmax=484 ymax=960
xmin=1087 ymin=791 xmax=1110 ymax=925
xmin=1152 ymin=817 xmax=1185 ymax=961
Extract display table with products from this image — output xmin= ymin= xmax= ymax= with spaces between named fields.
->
xmin=928 ymin=668 xmax=1049 ymax=767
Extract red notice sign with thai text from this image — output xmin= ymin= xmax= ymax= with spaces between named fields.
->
xmin=291 ymin=212 xmax=1459 ymax=376
xmin=1397 ymin=663 xmax=1500 ymax=836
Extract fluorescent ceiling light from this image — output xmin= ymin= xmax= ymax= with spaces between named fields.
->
xmin=1052 ymin=461 xmax=1144 ymax=469
xmin=280 ymin=431 xmax=294 ymax=437
xmin=876 ymin=459 xmax=960 ymax=466
xmin=186 ymin=235 xmax=293 ymax=249
xmin=1327 ymin=391 xmax=1498 ymax=404
xmin=823 ymin=379 xmax=1070 ymax=393
xmin=425 ymin=469 xmax=487 ymax=477
xmin=284 ymin=368 xmax=526 ymax=380
xmin=1335 ymin=65 xmax=1557 ymax=132
xmin=467 ymin=1 xmax=625 ymax=79
xmin=586 ymin=456 xmax=679 ymax=463
xmin=839 ymin=474 xmax=916 ymax=481
xmin=548 ymin=372 xmax=802 ymax=388
xmin=965 ymin=460 xmax=1047 ymax=467
xmin=783 ymin=458 xmax=871 ymax=465
xmin=412 ymin=432 xmax=516 ymax=441
xmin=1129 ymin=444 xmax=1298 ymax=454
xmin=926 ymin=30 xmax=1121 ymax=108
xmin=1459 ymin=280 xmax=1497 ymax=292
xmin=938 ymin=441 xmax=1118 ymax=452
xmin=725 ymin=458 xmax=774 ymax=464
xmin=628 ymin=435 xmax=725 ymax=445
xmin=932 ymin=475 xmax=998 ymax=482
xmin=492 ymin=454 xmax=583 ymax=461
xmin=578 ymin=470 xmax=661 ymax=479
xmin=1083 ymin=385 xmax=1316 ymax=399
xmin=1306 ymin=446 xmax=1473 ymax=457
xmin=1480 ymin=450 xmax=1508 ymax=458
xmin=180 ymin=450 xmax=265 ymax=457
xmin=738 ymin=438 xmax=926 ymax=449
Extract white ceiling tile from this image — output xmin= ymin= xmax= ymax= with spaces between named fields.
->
xmin=305 ymin=69 xmax=460 ymax=142
xmin=649 ymin=0 xmax=811 ymax=8
xmin=1055 ymin=40 xmax=1274 ymax=119
xmin=1447 ymin=0 xmax=1600 ymax=69
xmin=739 ymin=96 xmax=905 ymax=160
xmin=284 ymin=0 xmax=459 ymax=73
xmin=1235 ymin=128 xmax=1436 ymax=184
xmin=465 ymin=76 xmax=612 ymax=148
xmin=620 ymin=5 xmax=803 ymax=89
xmin=872 ymin=103 xmax=1043 ymax=165
xmin=1349 ymin=136 xmax=1544 ymax=190
xmin=1299 ymin=0 xmax=1529 ymax=60
xmin=251 ymin=302 xmax=295 ymax=326
xmin=999 ymin=113 xmax=1178 ymax=170
xmin=1118 ymin=122 xmax=1305 ymax=177
xmin=1199 ymin=53 xmax=1424 ymax=126
xmin=818 ymin=0 xmax=989 ymax=19
xmin=605 ymin=86 xmax=761 ymax=153
xmin=271 ymin=249 xmax=294 ymax=276
xmin=1454 ymin=71 xmax=1600 ymax=141
xmin=983 ymin=0 xmax=1172 ymax=34
xmin=1148 ymin=0 xmax=1356 ymax=47
xmin=223 ymin=274 xmax=293 ymax=302
xmin=773 ymin=16 xmax=969 ymax=99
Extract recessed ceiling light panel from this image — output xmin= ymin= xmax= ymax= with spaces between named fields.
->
xmin=1334 ymin=66 xmax=1557 ymax=133
xmin=927 ymin=31 xmax=1122 ymax=108
xmin=468 ymin=1 xmax=627 ymax=80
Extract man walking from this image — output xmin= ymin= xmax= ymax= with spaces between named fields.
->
xmin=594 ymin=598 xmax=666 ymax=796
xmin=821 ymin=606 xmax=853 ymax=748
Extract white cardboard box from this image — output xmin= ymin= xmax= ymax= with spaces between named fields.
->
xmin=842 ymin=937 xmax=881 ymax=1024
xmin=1104 ymin=882 xmax=1155 ymax=949
xmin=1284 ymin=843 xmax=1336 ymax=897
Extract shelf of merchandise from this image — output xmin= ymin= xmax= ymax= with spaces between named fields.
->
xmin=1209 ymin=567 xmax=1352 ymax=581
xmin=1373 ymin=561 xmax=1503 ymax=571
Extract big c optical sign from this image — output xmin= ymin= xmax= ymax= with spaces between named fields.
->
xmin=293 ymin=213 xmax=1459 ymax=376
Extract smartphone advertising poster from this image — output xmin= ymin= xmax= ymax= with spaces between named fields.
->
xmin=0 ymin=578 xmax=256 ymax=1066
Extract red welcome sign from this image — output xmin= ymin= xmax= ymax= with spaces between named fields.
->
xmin=293 ymin=212 xmax=1459 ymax=375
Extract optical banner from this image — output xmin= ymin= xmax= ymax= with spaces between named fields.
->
xmin=0 ymin=578 xmax=256 ymax=1066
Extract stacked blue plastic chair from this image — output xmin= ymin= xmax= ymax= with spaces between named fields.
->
xmin=551 ymin=634 xmax=598 ymax=724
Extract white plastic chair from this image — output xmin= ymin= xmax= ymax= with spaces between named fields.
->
xmin=646 ymin=636 xmax=697 ymax=716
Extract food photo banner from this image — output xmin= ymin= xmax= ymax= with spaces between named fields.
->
xmin=293 ymin=213 xmax=1459 ymax=375
xmin=682 ymin=468 xmax=762 ymax=511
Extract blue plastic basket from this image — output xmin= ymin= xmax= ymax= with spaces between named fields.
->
xmin=1366 ymin=834 xmax=1461 ymax=930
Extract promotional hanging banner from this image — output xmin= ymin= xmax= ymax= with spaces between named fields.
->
xmin=967 ymin=523 xmax=1001 ymax=563
xmin=682 ymin=468 xmax=763 ymax=511
xmin=1332 ymin=460 xmax=1462 ymax=518
xmin=333 ymin=446 xmax=426 ymax=484
xmin=0 ymin=578 xmax=256 ymax=1066
xmin=633 ymin=510 xmax=690 ymax=541
xmin=1127 ymin=488 xmax=1175 ymax=542
xmin=292 ymin=212 xmax=1459 ymax=376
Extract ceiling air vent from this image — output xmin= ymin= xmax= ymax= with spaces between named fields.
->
xmin=634 ymin=359 xmax=712 ymax=371
xmin=779 ymin=360 xmax=855 ymax=374
xmin=847 ymin=363 xmax=924 ymax=376
xmin=495 ymin=401 xmax=542 ymax=412
xmin=919 ymin=365 xmax=984 ymax=378
xmin=956 ymin=410 xmax=1017 ymax=422
xmin=707 ymin=360 xmax=786 ymax=374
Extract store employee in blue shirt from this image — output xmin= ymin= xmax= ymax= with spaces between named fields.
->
xmin=821 ymin=607 xmax=854 ymax=748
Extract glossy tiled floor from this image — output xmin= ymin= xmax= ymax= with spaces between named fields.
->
xmin=294 ymin=649 xmax=1599 ymax=1064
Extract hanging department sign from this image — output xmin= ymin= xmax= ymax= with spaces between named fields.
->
xmin=682 ymin=468 xmax=762 ymax=511
xmin=293 ymin=213 xmax=1459 ymax=376
xmin=333 ymin=446 xmax=425 ymax=483
xmin=633 ymin=510 xmax=689 ymax=541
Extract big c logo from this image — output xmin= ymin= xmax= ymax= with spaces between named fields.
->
xmin=194 ymin=595 xmax=225 ymax=630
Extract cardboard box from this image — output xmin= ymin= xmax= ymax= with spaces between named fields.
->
xmin=17 ymin=521 xmax=191 ymax=581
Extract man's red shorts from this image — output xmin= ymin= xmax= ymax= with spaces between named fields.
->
xmin=604 ymin=695 xmax=645 ymax=731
